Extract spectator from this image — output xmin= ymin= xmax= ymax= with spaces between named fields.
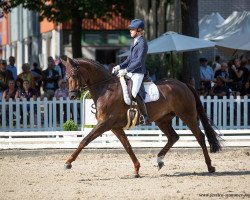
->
xmin=2 ymin=80 xmax=17 ymax=101
xmin=236 ymin=81 xmax=250 ymax=97
xmin=210 ymin=76 xmax=230 ymax=98
xmin=188 ymin=77 xmax=196 ymax=89
xmin=213 ymin=55 xmax=221 ymax=72
xmin=200 ymin=57 xmax=214 ymax=94
xmin=57 ymin=55 xmax=67 ymax=79
xmin=15 ymin=78 xmax=24 ymax=94
xmin=2 ymin=80 xmax=17 ymax=123
xmin=0 ymin=59 xmax=14 ymax=92
xmin=54 ymin=79 xmax=69 ymax=100
xmin=7 ymin=56 xmax=17 ymax=81
xmin=48 ymin=56 xmax=62 ymax=79
xmin=42 ymin=59 xmax=60 ymax=100
xmin=16 ymin=80 xmax=37 ymax=101
xmin=54 ymin=79 xmax=69 ymax=122
xmin=231 ymin=58 xmax=244 ymax=92
xmin=31 ymin=62 xmax=43 ymax=96
xmin=241 ymin=58 xmax=250 ymax=86
xmin=214 ymin=62 xmax=229 ymax=81
xmin=17 ymin=63 xmax=36 ymax=89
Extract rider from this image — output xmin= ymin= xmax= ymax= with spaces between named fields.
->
xmin=112 ymin=19 xmax=149 ymax=124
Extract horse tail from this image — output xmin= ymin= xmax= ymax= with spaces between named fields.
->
xmin=186 ymin=84 xmax=222 ymax=153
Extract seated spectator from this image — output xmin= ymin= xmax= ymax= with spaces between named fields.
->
xmin=15 ymin=80 xmax=37 ymax=112
xmin=54 ymin=79 xmax=69 ymax=122
xmin=54 ymin=79 xmax=69 ymax=100
xmin=31 ymin=62 xmax=43 ymax=96
xmin=17 ymin=63 xmax=36 ymax=89
xmin=2 ymin=80 xmax=17 ymax=123
xmin=2 ymin=80 xmax=17 ymax=101
xmin=187 ymin=77 xmax=196 ymax=89
xmin=210 ymin=76 xmax=230 ymax=98
xmin=15 ymin=78 xmax=24 ymax=94
xmin=236 ymin=81 xmax=250 ymax=97
xmin=214 ymin=62 xmax=229 ymax=81
xmin=200 ymin=57 xmax=214 ymax=95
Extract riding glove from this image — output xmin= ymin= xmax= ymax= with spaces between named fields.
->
xmin=118 ymin=69 xmax=127 ymax=76
xmin=112 ymin=65 xmax=120 ymax=74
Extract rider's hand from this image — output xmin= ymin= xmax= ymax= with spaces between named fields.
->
xmin=112 ymin=65 xmax=120 ymax=74
xmin=118 ymin=69 xmax=127 ymax=76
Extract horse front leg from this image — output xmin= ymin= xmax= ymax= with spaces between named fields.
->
xmin=111 ymin=128 xmax=140 ymax=178
xmin=65 ymin=121 xmax=109 ymax=169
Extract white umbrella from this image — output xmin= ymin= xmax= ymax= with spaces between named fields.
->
xmin=118 ymin=31 xmax=215 ymax=77
xmin=215 ymin=32 xmax=250 ymax=56
xmin=118 ymin=31 xmax=215 ymax=57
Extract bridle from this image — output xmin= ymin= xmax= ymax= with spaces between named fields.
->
xmin=63 ymin=57 xmax=113 ymax=96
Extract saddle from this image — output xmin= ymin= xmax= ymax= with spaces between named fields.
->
xmin=119 ymin=74 xmax=160 ymax=129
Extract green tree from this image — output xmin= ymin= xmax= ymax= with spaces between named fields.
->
xmin=1 ymin=0 xmax=133 ymax=58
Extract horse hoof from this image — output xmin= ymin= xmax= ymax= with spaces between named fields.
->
xmin=158 ymin=161 xmax=164 ymax=171
xmin=208 ymin=166 xmax=215 ymax=173
xmin=134 ymin=174 xmax=140 ymax=178
xmin=64 ymin=163 xmax=72 ymax=170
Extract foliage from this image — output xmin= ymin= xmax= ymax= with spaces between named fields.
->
xmin=1 ymin=0 xmax=134 ymax=57
xmin=146 ymin=54 xmax=183 ymax=80
xmin=63 ymin=120 xmax=78 ymax=131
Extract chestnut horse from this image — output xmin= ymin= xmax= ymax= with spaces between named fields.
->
xmin=62 ymin=57 xmax=221 ymax=177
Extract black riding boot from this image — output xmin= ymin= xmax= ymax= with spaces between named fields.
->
xmin=135 ymin=95 xmax=150 ymax=125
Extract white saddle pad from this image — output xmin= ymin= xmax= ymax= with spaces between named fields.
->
xmin=143 ymin=82 xmax=160 ymax=103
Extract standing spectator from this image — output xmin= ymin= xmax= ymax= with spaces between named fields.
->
xmin=7 ymin=56 xmax=17 ymax=81
xmin=212 ymin=55 xmax=221 ymax=72
xmin=200 ymin=57 xmax=214 ymax=94
xmin=31 ymin=62 xmax=43 ymax=96
xmin=231 ymin=58 xmax=244 ymax=92
xmin=0 ymin=59 xmax=14 ymax=92
xmin=42 ymin=59 xmax=60 ymax=100
xmin=48 ymin=56 xmax=62 ymax=79
xmin=17 ymin=63 xmax=36 ymax=89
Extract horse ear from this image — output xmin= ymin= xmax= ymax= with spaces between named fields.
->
xmin=60 ymin=56 xmax=69 ymax=66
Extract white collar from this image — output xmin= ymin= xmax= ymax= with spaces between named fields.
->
xmin=134 ymin=35 xmax=141 ymax=45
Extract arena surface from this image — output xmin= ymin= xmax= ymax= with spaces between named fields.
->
xmin=0 ymin=147 xmax=249 ymax=200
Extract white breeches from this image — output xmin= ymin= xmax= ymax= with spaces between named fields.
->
xmin=127 ymin=73 xmax=144 ymax=98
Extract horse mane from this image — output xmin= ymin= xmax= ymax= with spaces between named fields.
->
xmin=76 ymin=58 xmax=109 ymax=75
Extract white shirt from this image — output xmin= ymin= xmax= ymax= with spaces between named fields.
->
xmin=134 ymin=35 xmax=142 ymax=45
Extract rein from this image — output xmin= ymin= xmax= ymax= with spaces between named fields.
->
xmin=66 ymin=58 xmax=112 ymax=93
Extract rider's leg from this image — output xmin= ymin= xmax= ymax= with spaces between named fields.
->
xmin=131 ymin=73 xmax=149 ymax=125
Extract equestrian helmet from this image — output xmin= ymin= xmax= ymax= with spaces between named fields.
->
xmin=128 ymin=19 xmax=144 ymax=29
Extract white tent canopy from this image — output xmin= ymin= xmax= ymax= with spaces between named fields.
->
xmin=215 ymin=32 xmax=250 ymax=56
xmin=203 ymin=11 xmax=250 ymax=41
xmin=199 ymin=12 xmax=225 ymax=39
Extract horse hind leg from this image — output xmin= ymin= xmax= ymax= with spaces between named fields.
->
xmin=155 ymin=116 xmax=179 ymax=170
xmin=179 ymin=114 xmax=215 ymax=173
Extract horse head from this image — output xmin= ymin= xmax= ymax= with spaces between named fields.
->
xmin=61 ymin=56 xmax=113 ymax=100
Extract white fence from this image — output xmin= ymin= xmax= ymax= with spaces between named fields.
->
xmin=0 ymin=96 xmax=250 ymax=149
xmin=0 ymin=96 xmax=250 ymax=132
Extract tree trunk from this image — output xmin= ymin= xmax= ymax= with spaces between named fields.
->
xmin=181 ymin=0 xmax=199 ymax=88
xmin=71 ymin=17 xmax=83 ymax=58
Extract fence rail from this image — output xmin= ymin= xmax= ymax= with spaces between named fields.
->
xmin=1 ymin=96 xmax=250 ymax=149
xmin=0 ymin=96 xmax=250 ymax=132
